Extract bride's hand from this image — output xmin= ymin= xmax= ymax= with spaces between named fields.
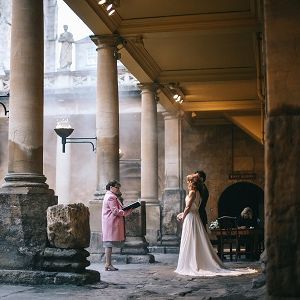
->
xmin=177 ymin=212 xmax=184 ymax=222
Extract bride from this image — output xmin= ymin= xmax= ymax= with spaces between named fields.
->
xmin=175 ymin=173 xmax=257 ymax=277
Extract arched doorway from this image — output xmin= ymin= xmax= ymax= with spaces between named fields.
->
xmin=218 ymin=182 xmax=264 ymax=224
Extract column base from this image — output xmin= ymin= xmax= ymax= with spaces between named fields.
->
xmin=0 ymin=187 xmax=57 ymax=270
xmin=160 ymin=234 xmax=180 ymax=247
xmin=41 ymin=248 xmax=90 ymax=273
xmin=94 ymin=190 xmax=105 ymax=200
xmin=121 ymin=236 xmax=149 ymax=255
xmin=2 ymin=173 xmax=49 ymax=188
xmin=149 ymin=245 xmax=179 ymax=254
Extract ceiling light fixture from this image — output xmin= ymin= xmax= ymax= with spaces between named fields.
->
xmin=169 ymin=83 xmax=185 ymax=105
xmin=98 ymin=0 xmax=120 ymax=16
xmin=108 ymin=8 xmax=115 ymax=15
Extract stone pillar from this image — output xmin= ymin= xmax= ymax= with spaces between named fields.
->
xmin=55 ymin=138 xmax=71 ymax=204
xmin=264 ymin=1 xmax=300 ymax=298
xmin=139 ymin=83 xmax=160 ymax=245
xmin=44 ymin=0 xmax=58 ymax=72
xmin=91 ymin=34 xmax=120 ymax=199
xmin=0 ymin=0 xmax=56 ymax=270
xmin=88 ymin=35 xmax=120 ymax=256
xmin=4 ymin=0 xmax=45 ymax=186
xmin=160 ymin=111 xmax=185 ymax=251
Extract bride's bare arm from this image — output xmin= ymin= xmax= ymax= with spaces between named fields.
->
xmin=181 ymin=190 xmax=196 ymax=220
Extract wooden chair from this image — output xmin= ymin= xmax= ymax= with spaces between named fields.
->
xmin=217 ymin=216 xmax=239 ymax=261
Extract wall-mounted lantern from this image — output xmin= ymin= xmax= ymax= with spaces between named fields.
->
xmin=54 ymin=127 xmax=97 ymax=153
xmin=0 ymin=93 xmax=9 ymax=116
xmin=54 ymin=119 xmax=96 ymax=153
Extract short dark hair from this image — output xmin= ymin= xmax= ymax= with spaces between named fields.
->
xmin=195 ymin=170 xmax=206 ymax=182
xmin=106 ymin=180 xmax=121 ymax=190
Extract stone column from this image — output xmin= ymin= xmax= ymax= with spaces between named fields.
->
xmin=4 ymin=0 xmax=46 ymax=187
xmin=88 ymin=35 xmax=120 ymax=256
xmin=139 ymin=83 xmax=160 ymax=245
xmin=55 ymin=138 xmax=71 ymax=204
xmin=91 ymin=34 xmax=120 ymax=198
xmin=160 ymin=111 xmax=185 ymax=251
xmin=264 ymin=1 xmax=300 ymax=298
xmin=0 ymin=0 xmax=56 ymax=270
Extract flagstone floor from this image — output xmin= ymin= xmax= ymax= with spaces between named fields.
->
xmin=0 ymin=254 xmax=265 ymax=299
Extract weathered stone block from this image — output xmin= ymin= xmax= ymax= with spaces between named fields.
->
xmin=47 ymin=203 xmax=90 ymax=249
xmin=0 ymin=187 xmax=57 ymax=270
xmin=0 ymin=269 xmax=100 ymax=285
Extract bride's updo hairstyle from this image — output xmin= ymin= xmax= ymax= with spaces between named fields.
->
xmin=186 ymin=174 xmax=198 ymax=190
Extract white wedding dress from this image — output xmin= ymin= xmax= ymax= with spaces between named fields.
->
xmin=175 ymin=190 xmax=257 ymax=277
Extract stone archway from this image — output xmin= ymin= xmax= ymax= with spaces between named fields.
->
xmin=218 ymin=182 xmax=264 ymax=224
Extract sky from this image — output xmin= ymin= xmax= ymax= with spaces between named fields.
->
xmin=57 ymin=0 xmax=93 ymax=41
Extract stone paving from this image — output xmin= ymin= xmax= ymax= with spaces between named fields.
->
xmin=0 ymin=254 xmax=265 ymax=299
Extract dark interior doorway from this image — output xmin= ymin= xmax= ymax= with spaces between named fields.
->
xmin=218 ymin=182 xmax=264 ymax=224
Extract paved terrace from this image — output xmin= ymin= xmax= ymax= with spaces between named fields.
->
xmin=0 ymin=254 xmax=265 ymax=299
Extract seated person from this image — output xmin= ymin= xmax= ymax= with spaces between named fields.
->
xmin=238 ymin=207 xmax=257 ymax=228
xmin=237 ymin=207 xmax=257 ymax=259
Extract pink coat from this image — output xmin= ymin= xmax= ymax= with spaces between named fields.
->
xmin=102 ymin=190 xmax=131 ymax=242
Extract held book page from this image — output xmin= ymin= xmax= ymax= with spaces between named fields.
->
xmin=123 ymin=201 xmax=141 ymax=211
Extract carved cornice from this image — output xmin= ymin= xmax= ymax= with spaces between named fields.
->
xmin=181 ymin=100 xmax=260 ymax=112
xmin=158 ymin=67 xmax=256 ymax=83
xmin=124 ymin=36 xmax=161 ymax=81
xmin=119 ymin=11 xmax=260 ymax=35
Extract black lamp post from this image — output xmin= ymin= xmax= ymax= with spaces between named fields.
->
xmin=54 ymin=127 xmax=97 ymax=153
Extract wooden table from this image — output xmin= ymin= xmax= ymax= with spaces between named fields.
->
xmin=210 ymin=227 xmax=264 ymax=260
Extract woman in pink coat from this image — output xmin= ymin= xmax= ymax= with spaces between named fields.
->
xmin=102 ymin=180 xmax=132 ymax=271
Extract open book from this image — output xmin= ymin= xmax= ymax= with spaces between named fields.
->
xmin=123 ymin=201 xmax=141 ymax=211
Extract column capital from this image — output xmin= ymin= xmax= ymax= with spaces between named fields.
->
xmin=90 ymin=34 xmax=122 ymax=50
xmin=161 ymin=110 xmax=182 ymax=120
xmin=138 ymin=82 xmax=160 ymax=94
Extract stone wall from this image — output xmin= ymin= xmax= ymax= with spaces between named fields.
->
xmin=182 ymin=122 xmax=264 ymax=223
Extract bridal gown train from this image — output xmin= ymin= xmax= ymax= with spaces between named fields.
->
xmin=175 ymin=190 xmax=257 ymax=277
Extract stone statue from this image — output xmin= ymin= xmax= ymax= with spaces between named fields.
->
xmin=58 ymin=25 xmax=74 ymax=70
